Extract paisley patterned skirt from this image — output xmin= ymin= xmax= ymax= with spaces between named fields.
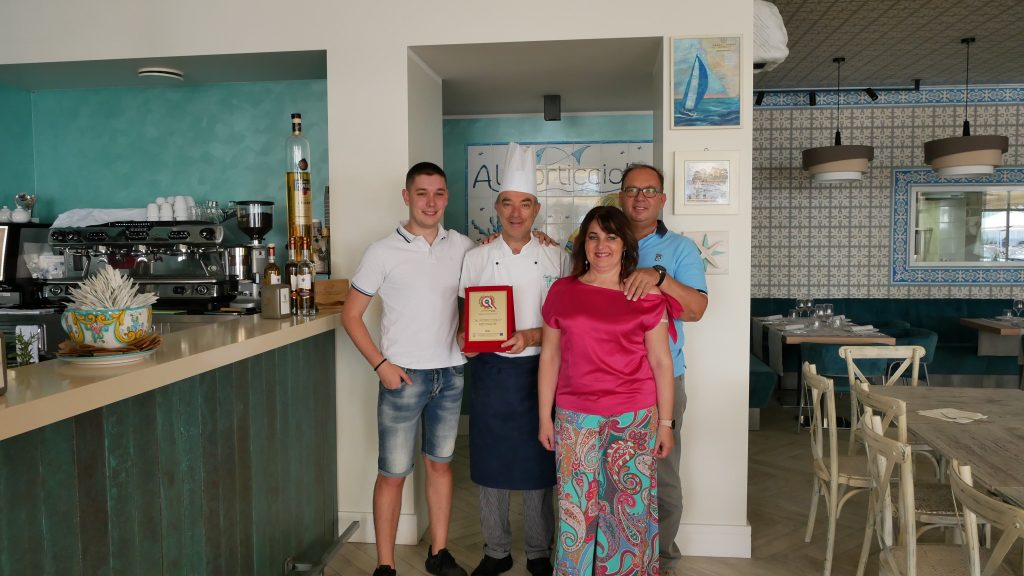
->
xmin=553 ymin=406 xmax=659 ymax=576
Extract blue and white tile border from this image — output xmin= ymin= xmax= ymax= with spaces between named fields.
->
xmin=891 ymin=167 xmax=1024 ymax=285
xmin=757 ymin=84 xmax=1024 ymax=109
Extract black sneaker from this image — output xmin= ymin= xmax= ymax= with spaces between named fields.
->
xmin=470 ymin=554 xmax=513 ymax=576
xmin=426 ymin=547 xmax=468 ymax=576
xmin=373 ymin=565 xmax=397 ymax=576
xmin=526 ymin=557 xmax=553 ymax=576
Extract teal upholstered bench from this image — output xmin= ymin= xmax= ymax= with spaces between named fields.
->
xmin=749 ymin=354 xmax=777 ymax=430
xmin=751 ymin=298 xmax=1020 ymax=384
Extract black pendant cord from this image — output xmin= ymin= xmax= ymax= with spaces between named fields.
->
xmin=962 ymin=37 xmax=974 ymax=136
xmin=833 ymin=57 xmax=845 ymax=146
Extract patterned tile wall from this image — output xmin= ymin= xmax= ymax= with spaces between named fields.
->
xmin=752 ymin=101 xmax=1024 ymax=299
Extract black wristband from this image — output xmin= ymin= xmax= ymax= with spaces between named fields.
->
xmin=373 ymin=358 xmax=388 ymax=372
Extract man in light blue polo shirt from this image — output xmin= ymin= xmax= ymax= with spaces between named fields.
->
xmin=619 ymin=163 xmax=708 ymax=576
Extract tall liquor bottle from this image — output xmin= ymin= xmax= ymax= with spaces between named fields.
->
xmin=295 ymin=236 xmax=317 ymax=317
xmin=284 ymin=237 xmax=300 ymax=314
xmin=285 ymin=113 xmax=313 ymax=240
xmin=262 ymin=243 xmax=282 ymax=285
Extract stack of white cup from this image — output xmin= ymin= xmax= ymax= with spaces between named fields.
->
xmin=146 ymin=196 xmax=197 ymax=222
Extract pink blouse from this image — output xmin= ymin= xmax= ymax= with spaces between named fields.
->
xmin=541 ymin=276 xmax=679 ymax=416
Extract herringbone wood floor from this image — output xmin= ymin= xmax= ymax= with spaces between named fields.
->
xmin=326 ymin=404 xmax=1019 ymax=576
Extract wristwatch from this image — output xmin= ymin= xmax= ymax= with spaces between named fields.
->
xmin=653 ymin=265 xmax=667 ymax=287
xmin=658 ymin=419 xmax=675 ymax=430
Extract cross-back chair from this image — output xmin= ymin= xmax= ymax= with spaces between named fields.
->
xmin=853 ymin=381 xmax=990 ymax=546
xmin=948 ymin=460 xmax=1024 ymax=576
xmin=802 ymin=361 xmax=873 ymax=576
xmin=860 ymin=409 xmax=967 ymax=576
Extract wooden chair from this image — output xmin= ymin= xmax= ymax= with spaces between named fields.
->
xmin=799 ymin=342 xmax=886 ymax=433
xmin=853 ymin=381 xmax=990 ymax=546
xmin=802 ymin=361 xmax=873 ymax=576
xmin=839 ymin=345 xmax=937 ymax=475
xmin=948 ymin=461 xmax=1022 ymax=576
xmin=859 ymin=410 xmax=966 ymax=576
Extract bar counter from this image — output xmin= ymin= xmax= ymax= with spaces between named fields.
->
xmin=1 ymin=311 xmax=341 ymax=441
xmin=0 ymin=312 xmax=341 ymax=574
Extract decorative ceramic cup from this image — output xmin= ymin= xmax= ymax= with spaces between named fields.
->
xmin=61 ymin=306 xmax=152 ymax=349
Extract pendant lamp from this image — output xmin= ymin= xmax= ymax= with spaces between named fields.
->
xmin=924 ymin=38 xmax=1008 ymax=177
xmin=801 ymin=57 xmax=874 ymax=183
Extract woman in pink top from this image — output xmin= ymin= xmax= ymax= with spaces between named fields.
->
xmin=538 ymin=206 xmax=675 ymax=576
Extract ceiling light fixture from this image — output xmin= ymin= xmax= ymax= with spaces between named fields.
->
xmin=801 ymin=57 xmax=874 ymax=184
xmin=136 ymin=66 xmax=185 ymax=80
xmin=808 ymin=91 xmax=817 ymax=106
xmin=755 ymin=91 xmax=765 ymax=106
xmin=923 ymin=38 xmax=1008 ymax=178
xmin=863 ymin=87 xmax=879 ymax=101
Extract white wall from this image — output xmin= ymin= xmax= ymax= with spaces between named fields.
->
xmin=0 ymin=0 xmax=753 ymax=558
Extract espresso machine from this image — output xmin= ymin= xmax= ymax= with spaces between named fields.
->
xmin=227 ymin=200 xmax=275 ymax=309
xmin=42 ymin=220 xmax=248 ymax=312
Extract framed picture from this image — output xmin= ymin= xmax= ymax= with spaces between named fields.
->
xmin=670 ymin=36 xmax=742 ymax=129
xmin=673 ymin=150 xmax=740 ymax=215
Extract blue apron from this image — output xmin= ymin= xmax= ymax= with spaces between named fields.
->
xmin=468 ymin=353 xmax=555 ymax=490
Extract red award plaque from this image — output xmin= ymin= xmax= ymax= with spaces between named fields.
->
xmin=463 ymin=285 xmax=516 ymax=353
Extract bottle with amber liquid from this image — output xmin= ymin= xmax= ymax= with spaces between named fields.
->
xmin=295 ymin=236 xmax=317 ymax=317
xmin=286 ymin=113 xmax=313 ymax=240
xmin=262 ymin=243 xmax=282 ymax=285
xmin=284 ymin=237 xmax=300 ymax=314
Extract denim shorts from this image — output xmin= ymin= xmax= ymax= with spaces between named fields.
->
xmin=377 ymin=364 xmax=465 ymax=477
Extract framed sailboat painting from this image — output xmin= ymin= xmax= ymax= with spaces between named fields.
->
xmin=671 ymin=36 xmax=742 ymax=129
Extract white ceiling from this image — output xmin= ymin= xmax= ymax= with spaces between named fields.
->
xmin=0 ymin=51 xmax=326 ymax=90
xmin=2 ymin=1 xmax=1021 ymax=114
xmin=755 ymin=0 xmax=1024 ymax=90
xmin=412 ymin=38 xmax=662 ymax=116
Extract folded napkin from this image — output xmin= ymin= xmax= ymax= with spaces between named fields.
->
xmin=780 ymin=324 xmax=804 ymax=331
xmin=849 ymin=325 xmax=876 ymax=332
xmin=918 ymin=408 xmax=988 ymax=424
xmin=758 ymin=314 xmax=783 ymax=320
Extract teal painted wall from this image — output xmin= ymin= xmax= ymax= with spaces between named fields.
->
xmin=442 ymin=114 xmax=654 ymax=233
xmin=26 ymin=79 xmax=328 ymax=252
xmin=0 ymin=84 xmax=35 ymax=207
xmin=0 ymin=331 xmax=338 ymax=575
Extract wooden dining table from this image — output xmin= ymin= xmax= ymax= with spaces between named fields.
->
xmin=755 ymin=317 xmax=896 ymax=375
xmin=960 ymin=317 xmax=1024 ymax=356
xmin=874 ymin=386 xmax=1024 ymax=507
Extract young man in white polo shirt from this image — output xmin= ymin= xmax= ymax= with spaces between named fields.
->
xmin=458 ymin=144 xmax=569 ymax=576
xmin=342 ymin=162 xmax=475 ymax=576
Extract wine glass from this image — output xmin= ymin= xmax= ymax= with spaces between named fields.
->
xmin=1014 ymin=299 xmax=1024 ymax=317
xmin=803 ymin=298 xmax=815 ymax=317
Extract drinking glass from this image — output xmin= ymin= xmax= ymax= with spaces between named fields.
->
xmin=822 ymin=303 xmax=834 ymax=320
xmin=787 ymin=309 xmax=798 ymax=319
xmin=794 ymin=298 xmax=806 ymax=317
xmin=814 ymin=304 xmax=825 ymax=319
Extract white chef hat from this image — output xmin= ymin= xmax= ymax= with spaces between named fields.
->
xmin=499 ymin=142 xmax=538 ymax=197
